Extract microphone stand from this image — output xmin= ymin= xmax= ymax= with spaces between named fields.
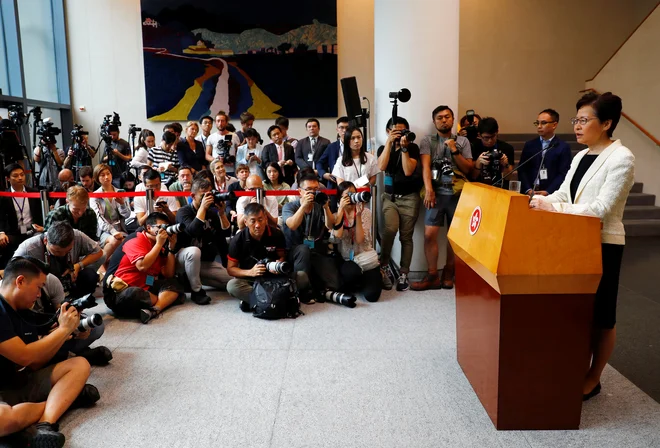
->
xmin=492 ymin=142 xmax=557 ymax=190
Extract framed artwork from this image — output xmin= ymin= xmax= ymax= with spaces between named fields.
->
xmin=140 ymin=0 xmax=338 ymax=121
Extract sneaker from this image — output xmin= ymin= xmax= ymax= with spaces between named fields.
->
xmin=71 ymin=384 xmax=101 ymax=408
xmin=396 ymin=273 xmax=410 ymax=291
xmin=191 ymin=289 xmax=212 ymax=305
xmin=140 ymin=308 xmax=158 ymax=324
xmin=77 ymin=346 xmax=113 ymax=366
xmin=380 ymin=265 xmax=394 ymax=290
xmin=25 ymin=422 xmax=65 ymax=448
xmin=410 ymin=273 xmax=442 ymax=291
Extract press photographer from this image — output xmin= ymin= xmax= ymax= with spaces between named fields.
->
xmin=100 ymin=113 xmax=132 ymax=187
xmin=175 ymin=177 xmax=232 ymax=305
xmin=469 ymin=117 xmax=515 ymax=187
xmin=33 ymin=118 xmax=65 ymax=189
xmin=44 ymin=185 xmax=99 ymax=242
xmin=226 ymin=203 xmax=287 ymax=306
xmin=63 ymin=124 xmax=96 ymax=179
xmin=205 ymin=110 xmax=240 ymax=175
xmin=0 ymin=256 xmax=99 ymax=447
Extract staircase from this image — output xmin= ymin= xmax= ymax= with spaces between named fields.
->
xmin=500 ymin=133 xmax=660 ymax=236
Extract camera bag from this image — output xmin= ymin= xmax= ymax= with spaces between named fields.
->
xmin=249 ymin=275 xmax=302 ymax=320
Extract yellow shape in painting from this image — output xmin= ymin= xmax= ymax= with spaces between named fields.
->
xmin=149 ymin=82 xmax=202 ymax=121
xmin=248 ymin=83 xmax=282 ymax=118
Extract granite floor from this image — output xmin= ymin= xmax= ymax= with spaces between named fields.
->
xmin=51 ymin=284 xmax=660 ymax=448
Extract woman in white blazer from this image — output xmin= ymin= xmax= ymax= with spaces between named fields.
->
xmin=530 ymin=92 xmax=634 ymax=401
xmin=91 ymin=163 xmax=132 ymax=274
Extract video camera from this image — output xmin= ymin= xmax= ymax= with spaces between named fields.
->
xmin=7 ymin=104 xmax=27 ymax=126
xmin=100 ymin=112 xmax=121 ymax=145
xmin=128 ymin=124 xmax=141 ymax=135
xmin=36 ymin=118 xmax=61 ymax=145
xmin=216 ymin=135 xmax=236 ymax=164
xmin=70 ymin=124 xmax=89 ymax=143
xmin=63 ymin=293 xmax=103 ymax=333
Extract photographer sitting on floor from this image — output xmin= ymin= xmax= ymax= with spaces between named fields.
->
xmin=104 ymin=212 xmax=184 ymax=324
xmin=0 ymin=256 xmax=99 ymax=448
xmin=44 ymin=185 xmax=99 ymax=243
xmin=175 ymin=177 xmax=232 ymax=304
xmin=226 ymin=203 xmax=287 ymax=308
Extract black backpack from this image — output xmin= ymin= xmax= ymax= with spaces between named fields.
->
xmin=249 ymin=276 xmax=303 ymax=320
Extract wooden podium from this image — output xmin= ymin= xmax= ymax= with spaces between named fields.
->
xmin=447 ymin=183 xmax=603 ymax=430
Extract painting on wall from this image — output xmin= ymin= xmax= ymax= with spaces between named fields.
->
xmin=140 ymin=0 xmax=338 ymax=121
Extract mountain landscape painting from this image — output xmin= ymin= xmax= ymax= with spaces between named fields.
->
xmin=140 ymin=0 xmax=338 ymax=121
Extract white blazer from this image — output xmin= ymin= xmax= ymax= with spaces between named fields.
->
xmin=537 ymin=139 xmax=635 ymax=245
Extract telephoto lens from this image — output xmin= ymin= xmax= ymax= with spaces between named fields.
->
xmin=324 ymin=290 xmax=357 ymax=308
xmin=348 ymin=191 xmax=371 ymax=204
xmin=69 ymin=293 xmax=97 ymax=311
xmin=314 ymin=191 xmax=328 ymax=205
xmin=212 ymin=190 xmax=235 ymax=203
xmin=77 ymin=313 xmax=103 ymax=332
xmin=160 ymin=223 xmax=186 ymax=235
xmin=263 ymin=261 xmax=292 ymax=275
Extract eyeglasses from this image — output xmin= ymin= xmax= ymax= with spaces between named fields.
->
xmin=302 ymin=187 xmax=320 ymax=192
xmin=480 ymin=134 xmax=497 ymax=141
xmin=533 ymin=120 xmax=556 ymax=126
xmin=570 ymin=117 xmax=598 ymax=126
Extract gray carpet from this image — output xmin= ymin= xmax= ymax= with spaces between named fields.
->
xmin=59 ymin=288 xmax=660 ymax=448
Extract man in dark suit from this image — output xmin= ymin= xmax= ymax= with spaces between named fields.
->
xmin=518 ymin=109 xmax=572 ymax=196
xmin=317 ymin=116 xmax=349 ymax=188
xmin=295 ymin=118 xmax=331 ymax=173
xmin=0 ymin=163 xmax=45 ymax=268
xmin=261 ymin=125 xmax=296 ymax=185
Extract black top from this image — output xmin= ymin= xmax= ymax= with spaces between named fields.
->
xmin=226 ymin=182 xmax=245 ymax=214
xmin=471 ymin=139 xmax=515 ymax=188
xmin=570 ymin=154 xmax=598 ymax=202
xmin=177 ymin=139 xmax=207 ymax=172
xmin=281 ymin=200 xmax=328 ymax=251
xmin=176 ymin=204 xmax=230 ymax=264
xmin=0 ymin=295 xmax=39 ymax=387
xmin=106 ymin=139 xmax=131 ymax=180
xmin=228 ymin=226 xmax=286 ymax=270
xmin=376 ymin=143 xmax=422 ymax=196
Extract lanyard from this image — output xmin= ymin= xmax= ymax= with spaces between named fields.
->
xmin=353 ymin=159 xmax=363 ymax=178
xmin=13 ymin=197 xmax=26 ymax=224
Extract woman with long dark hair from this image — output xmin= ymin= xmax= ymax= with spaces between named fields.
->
xmin=530 ymin=91 xmax=635 ymax=401
xmin=263 ymin=162 xmax=292 ymax=213
xmin=132 ymin=129 xmax=155 ymax=168
xmin=331 ymin=127 xmax=379 ymax=186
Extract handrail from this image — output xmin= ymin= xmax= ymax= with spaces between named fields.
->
xmin=586 ymin=2 xmax=660 ymax=82
xmin=581 ymin=88 xmax=660 ymax=147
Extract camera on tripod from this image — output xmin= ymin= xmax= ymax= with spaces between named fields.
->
xmin=71 ymin=124 xmax=89 ymax=143
xmin=128 ymin=124 xmax=142 ymax=135
xmin=216 ymin=135 xmax=235 ymax=164
xmin=36 ymin=119 xmax=61 ymax=145
xmin=7 ymin=104 xmax=26 ymax=126
xmin=100 ymin=112 xmax=121 ymax=145
xmin=63 ymin=293 xmax=103 ymax=333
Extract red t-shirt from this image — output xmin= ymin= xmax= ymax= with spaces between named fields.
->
xmin=115 ymin=232 xmax=163 ymax=290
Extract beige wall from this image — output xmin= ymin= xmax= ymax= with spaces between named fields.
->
xmin=459 ymin=0 xmax=659 ymax=134
xmin=64 ymin=0 xmax=373 ymax=150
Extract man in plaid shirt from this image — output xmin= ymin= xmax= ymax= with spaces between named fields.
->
xmin=44 ymin=186 xmax=99 ymax=242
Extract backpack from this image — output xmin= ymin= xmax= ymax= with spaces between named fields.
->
xmin=249 ymin=276 xmax=303 ymax=320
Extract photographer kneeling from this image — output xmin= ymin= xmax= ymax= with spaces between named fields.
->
xmin=13 ymin=222 xmax=110 ymax=366
xmin=175 ymin=178 xmax=233 ymax=304
xmin=0 ymin=257 xmax=99 ymax=447
xmin=105 ymin=212 xmax=184 ymax=324
xmin=331 ymin=182 xmax=382 ymax=303
xmin=226 ymin=203 xmax=287 ymax=309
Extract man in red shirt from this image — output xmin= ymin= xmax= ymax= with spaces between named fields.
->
xmin=109 ymin=212 xmax=183 ymax=323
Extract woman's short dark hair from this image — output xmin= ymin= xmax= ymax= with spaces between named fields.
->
xmin=342 ymin=127 xmax=366 ymax=167
xmin=245 ymin=128 xmax=260 ymax=140
xmin=264 ymin=162 xmax=284 ymax=185
xmin=576 ymin=91 xmax=622 ymax=137
xmin=337 ymin=181 xmax=355 ymax=197
xmin=385 ymin=116 xmax=409 ymax=131
xmin=478 ymin=117 xmax=499 ymax=135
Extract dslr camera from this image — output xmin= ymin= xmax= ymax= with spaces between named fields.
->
xmin=63 ymin=293 xmax=103 ymax=333
xmin=313 ymin=191 xmax=328 ymax=205
xmin=216 ymin=135 xmax=236 ymax=164
xmin=258 ymin=259 xmax=292 ymax=275
xmin=480 ymin=148 xmax=503 ymax=182
xmin=36 ymin=119 xmax=61 ymax=145
xmin=432 ymin=158 xmax=454 ymax=182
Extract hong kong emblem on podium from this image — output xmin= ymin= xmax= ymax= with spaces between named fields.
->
xmin=469 ymin=206 xmax=482 ymax=235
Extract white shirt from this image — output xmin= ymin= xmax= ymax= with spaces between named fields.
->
xmin=207 ymin=132 xmax=241 ymax=172
xmin=133 ymin=183 xmax=180 ymax=214
xmin=331 ymin=152 xmax=380 ymax=184
xmin=10 ymin=187 xmax=33 ymax=230
xmin=236 ymin=195 xmax=279 ymax=222
xmin=130 ymin=148 xmax=150 ymax=168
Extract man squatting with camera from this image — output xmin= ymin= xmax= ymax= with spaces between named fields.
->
xmin=0 ymin=257 xmax=100 ymax=447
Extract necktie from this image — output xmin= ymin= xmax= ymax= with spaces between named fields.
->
xmin=277 ymin=145 xmax=283 ymax=160
xmin=311 ymin=137 xmax=316 ymax=150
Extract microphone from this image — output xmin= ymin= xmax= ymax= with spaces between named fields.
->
xmin=491 ymin=141 xmax=558 ymax=189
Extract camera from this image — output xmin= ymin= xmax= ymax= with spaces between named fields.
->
xmin=481 ymin=148 xmax=503 ymax=182
xmin=64 ymin=293 xmax=103 ymax=333
xmin=70 ymin=124 xmax=89 ymax=142
xmin=128 ymin=124 xmax=142 ymax=135
xmin=313 ymin=191 xmax=328 ymax=205
xmin=36 ymin=118 xmax=61 ymax=145
xmin=158 ymin=223 xmax=186 ymax=235
xmin=323 ymin=290 xmax=356 ymax=308
xmin=258 ymin=259 xmax=292 ymax=275
xmin=69 ymin=294 xmax=98 ymax=311
xmin=432 ymin=158 xmax=454 ymax=182
xmin=7 ymin=104 xmax=26 ymax=126
xmin=463 ymin=110 xmax=478 ymax=141
xmin=348 ymin=191 xmax=371 ymax=204
xmin=211 ymin=190 xmax=235 ymax=203
xmin=100 ymin=112 xmax=121 ymax=145
xmin=397 ymin=129 xmax=416 ymax=143
xmin=216 ymin=135 xmax=236 ymax=164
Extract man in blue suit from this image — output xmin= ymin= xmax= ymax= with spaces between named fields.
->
xmin=518 ymin=109 xmax=572 ymax=196
xmin=317 ymin=116 xmax=349 ymax=188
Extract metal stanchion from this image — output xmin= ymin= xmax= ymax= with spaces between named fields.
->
xmin=371 ymin=184 xmax=377 ymax=250
xmin=146 ymin=188 xmax=155 ymax=214
xmin=40 ymin=190 xmax=49 ymax=223
xmin=256 ymin=188 xmax=264 ymax=205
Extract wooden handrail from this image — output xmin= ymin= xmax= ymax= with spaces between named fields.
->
xmin=586 ymin=3 xmax=660 ymax=82
xmin=581 ymin=88 xmax=660 ymax=147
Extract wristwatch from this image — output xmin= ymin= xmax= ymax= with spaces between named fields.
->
xmin=401 ymin=146 xmax=408 ymax=153
xmin=450 ymin=149 xmax=459 ymax=156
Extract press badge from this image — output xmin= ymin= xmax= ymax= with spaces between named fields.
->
xmin=384 ymin=175 xmax=394 ymax=187
xmin=355 ymin=175 xmax=369 ymax=187
xmin=349 ymin=249 xmax=355 ymax=261
xmin=19 ymin=225 xmax=27 ymax=234
xmin=307 ymin=152 xmax=313 ymax=162
xmin=304 ymin=238 xmax=315 ymax=249
xmin=145 ymin=275 xmax=155 ymax=286
xmin=539 ymin=169 xmax=548 ymax=180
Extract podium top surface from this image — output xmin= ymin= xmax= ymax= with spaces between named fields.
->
xmin=447 ymin=183 xmax=603 ymax=295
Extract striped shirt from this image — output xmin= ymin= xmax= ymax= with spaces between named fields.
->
xmin=148 ymin=146 xmax=179 ymax=184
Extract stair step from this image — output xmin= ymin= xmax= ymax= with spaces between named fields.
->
xmin=631 ymin=182 xmax=644 ymax=193
xmin=624 ymin=219 xmax=660 ymax=237
xmin=627 ymin=193 xmax=656 ymax=206
xmin=624 ymin=205 xmax=660 ymax=219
